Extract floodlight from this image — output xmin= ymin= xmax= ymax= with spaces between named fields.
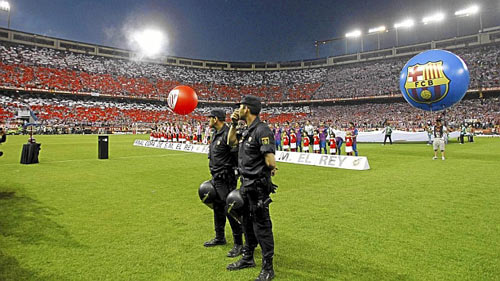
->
xmin=455 ymin=5 xmax=480 ymax=16
xmin=346 ymin=30 xmax=362 ymax=38
xmin=131 ymin=29 xmax=166 ymax=57
xmin=394 ymin=19 xmax=414 ymax=29
xmin=368 ymin=26 xmax=386 ymax=33
xmin=422 ymin=13 xmax=445 ymax=24
xmin=0 ymin=0 xmax=10 ymax=11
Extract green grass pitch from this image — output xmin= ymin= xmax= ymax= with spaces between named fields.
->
xmin=0 ymin=134 xmax=499 ymax=281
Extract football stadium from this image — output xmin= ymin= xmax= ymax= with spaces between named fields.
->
xmin=0 ymin=1 xmax=499 ymax=280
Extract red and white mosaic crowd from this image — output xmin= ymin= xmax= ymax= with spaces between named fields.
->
xmin=0 ymin=41 xmax=499 ymax=102
xmin=0 ymin=40 xmax=498 ymax=135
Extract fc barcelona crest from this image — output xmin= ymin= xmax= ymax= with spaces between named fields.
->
xmin=404 ymin=61 xmax=450 ymax=104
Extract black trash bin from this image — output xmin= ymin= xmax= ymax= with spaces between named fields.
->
xmin=98 ymin=135 xmax=108 ymax=159
xmin=20 ymin=142 xmax=41 ymax=164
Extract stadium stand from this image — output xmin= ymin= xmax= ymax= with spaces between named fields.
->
xmin=0 ymin=29 xmax=499 ymax=134
xmin=1 ymin=92 xmax=498 ymax=134
xmin=1 ymin=40 xmax=499 ymax=102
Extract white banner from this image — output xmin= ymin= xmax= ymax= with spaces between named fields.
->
xmin=275 ymin=151 xmax=370 ymax=170
xmin=133 ymin=140 xmax=210 ymax=154
xmin=332 ymin=130 xmax=460 ymax=143
xmin=134 ymin=140 xmax=370 ymax=170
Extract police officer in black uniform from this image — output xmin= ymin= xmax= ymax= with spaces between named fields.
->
xmin=227 ymin=96 xmax=277 ymax=281
xmin=0 ymin=127 xmax=6 ymax=157
xmin=204 ymin=109 xmax=243 ymax=258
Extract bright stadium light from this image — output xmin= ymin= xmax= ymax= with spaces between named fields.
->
xmin=0 ymin=0 xmax=11 ymax=29
xmin=0 ymin=1 xmax=10 ymax=11
xmin=368 ymin=26 xmax=386 ymax=34
xmin=422 ymin=13 xmax=445 ymax=24
xmin=394 ymin=19 xmax=414 ymax=29
xmin=346 ymin=30 xmax=362 ymax=38
xmin=131 ymin=28 xmax=167 ymax=57
xmin=455 ymin=5 xmax=480 ymax=16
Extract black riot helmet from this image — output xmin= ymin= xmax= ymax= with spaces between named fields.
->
xmin=226 ymin=189 xmax=244 ymax=218
xmin=198 ymin=180 xmax=216 ymax=209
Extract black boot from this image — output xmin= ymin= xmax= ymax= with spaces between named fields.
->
xmin=227 ymin=244 xmax=243 ymax=258
xmin=203 ymin=237 xmax=226 ymax=247
xmin=226 ymin=248 xmax=255 ymax=270
xmin=255 ymin=258 xmax=274 ymax=281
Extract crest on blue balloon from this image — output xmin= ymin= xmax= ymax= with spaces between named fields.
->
xmin=399 ymin=49 xmax=470 ymax=111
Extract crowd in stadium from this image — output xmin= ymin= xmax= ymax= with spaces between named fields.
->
xmin=1 ymin=92 xmax=498 ymax=136
xmin=0 ymin=39 xmax=499 ymax=137
xmin=0 ymin=41 xmax=499 ymax=102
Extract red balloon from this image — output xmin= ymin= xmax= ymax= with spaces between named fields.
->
xmin=167 ymin=85 xmax=198 ymax=115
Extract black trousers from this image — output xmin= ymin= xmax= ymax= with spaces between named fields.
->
xmin=213 ymin=177 xmax=242 ymax=245
xmin=240 ymin=185 xmax=274 ymax=260
xmin=460 ymin=134 xmax=465 ymax=144
xmin=384 ymin=135 xmax=392 ymax=145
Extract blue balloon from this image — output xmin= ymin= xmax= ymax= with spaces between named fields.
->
xmin=399 ymin=49 xmax=470 ymax=111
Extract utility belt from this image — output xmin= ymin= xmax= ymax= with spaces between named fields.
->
xmin=240 ymin=174 xmax=277 ymax=196
xmin=212 ymin=168 xmax=238 ymax=189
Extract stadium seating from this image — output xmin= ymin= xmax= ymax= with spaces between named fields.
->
xmin=1 ymin=41 xmax=498 ymax=102
xmin=1 ymin=93 xmax=498 ymax=132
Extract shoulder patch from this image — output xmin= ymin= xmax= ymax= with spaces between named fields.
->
xmin=261 ymin=137 xmax=270 ymax=145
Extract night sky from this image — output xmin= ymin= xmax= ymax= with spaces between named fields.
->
xmin=3 ymin=0 xmax=499 ymax=61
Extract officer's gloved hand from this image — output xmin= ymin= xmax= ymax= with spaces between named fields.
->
xmin=257 ymin=197 xmax=272 ymax=210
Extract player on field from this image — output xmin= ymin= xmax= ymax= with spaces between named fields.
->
xmin=329 ymin=133 xmax=337 ymax=155
xmin=345 ymin=131 xmax=353 ymax=156
xmin=282 ymin=132 xmax=290 ymax=152
xmin=289 ymin=129 xmax=297 ymax=152
xmin=303 ymin=135 xmax=310 ymax=153
xmin=313 ymin=130 xmax=320 ymax=154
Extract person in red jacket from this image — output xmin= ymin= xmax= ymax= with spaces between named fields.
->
xmin=345 ymin=131 xmax=353 ymax=156
xmin=303 ymin=135 xmax=310 ymax=153
xmin=290 ymin=129 xmax=297 ymax=152
xmin=329 ymin=135 xmax=337 ymax=155
xmin=282 ymin=132 xmax=290 ymax=151
xmin=313 ymin=130 xmax=320 ymax=154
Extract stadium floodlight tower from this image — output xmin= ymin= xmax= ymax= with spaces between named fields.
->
xmin=422 ymin=12 xmax=445 ymax=25
xmin=455 ymin=5 xmax=481 ymax=34
xmin=422 ymin=13 xmax=445 ymax=41
xmin=345 ymin=29 xmax=362 ymax=53
xmin=368 ymin=25 xmax=386 ymax=50
xmin=394 ymin=19 xmax=414 ymax=46
xmin=0 ymin=0 xmax=10 ymax=29
xmin=131 ymin=28 xmax=167 ymax=58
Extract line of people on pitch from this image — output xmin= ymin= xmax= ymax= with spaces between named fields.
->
xmin=149 ymin=122 xmax=211 ymax=144
xmin=423 ymin=120 xmax=476 ymax=146
xmin=270 ymin=121 xmax=359 ymax=156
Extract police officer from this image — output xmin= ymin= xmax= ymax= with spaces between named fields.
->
xmin=227 ymin=95 xmax=277 ymax=281
xmin=0 ymin=127 xmax=6 ymax=157
xmin=205 ymin=109 xmax=243 ymax=258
